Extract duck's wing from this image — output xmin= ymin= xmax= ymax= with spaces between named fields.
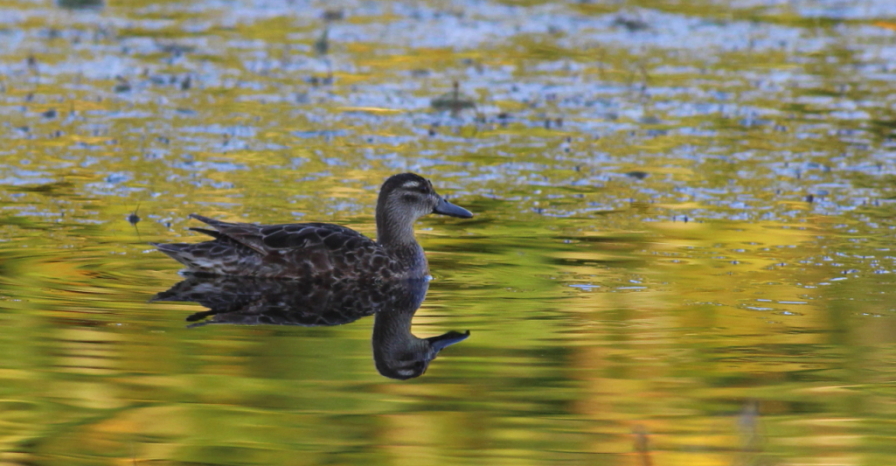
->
xmin=188 ymin=213 xmax=373 ymax=255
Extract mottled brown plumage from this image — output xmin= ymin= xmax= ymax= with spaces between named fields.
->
xmin=152 ymin=173 xmax=473 ymax=279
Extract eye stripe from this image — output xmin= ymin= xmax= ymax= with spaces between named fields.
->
xmin=397 ymin=183 xmax=432 ymax=195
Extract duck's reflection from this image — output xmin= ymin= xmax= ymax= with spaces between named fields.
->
xmin=153 ymin=276 xmax=468 ymax=379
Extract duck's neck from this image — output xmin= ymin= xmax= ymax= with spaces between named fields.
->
xmin=376 ymin=208 xmax=418 ymax=250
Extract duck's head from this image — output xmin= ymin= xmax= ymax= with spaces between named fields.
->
xmin=378 ymin=173 xmax=473 ymax=220
xmin=376 ymin=173 xmax=472 ymax=244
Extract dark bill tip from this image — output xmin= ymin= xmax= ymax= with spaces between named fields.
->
xmin=433 ymin=198 xmax=473 ymax=219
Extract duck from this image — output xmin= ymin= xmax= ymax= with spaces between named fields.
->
xmin=152 ymin=173 xmax=473 ymax=279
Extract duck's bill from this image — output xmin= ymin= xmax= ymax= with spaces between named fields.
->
xmin=433 ymin=198 xmax=473 ymax=218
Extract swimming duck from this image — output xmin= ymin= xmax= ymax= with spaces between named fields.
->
xmin=152 ymin=173 xmax=473 ymax=279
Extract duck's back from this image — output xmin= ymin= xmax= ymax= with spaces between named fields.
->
xmin=153 ymin=214 xmax=422 ymax=279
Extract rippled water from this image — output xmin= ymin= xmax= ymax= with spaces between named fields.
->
xmin=2 ymin=0 xmax=896 ymax=464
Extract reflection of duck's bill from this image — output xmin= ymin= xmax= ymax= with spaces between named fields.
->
xmin=433 ymin=198 xmax=473 ymax=219
xmin=427 ymin=330 xmax=471 ymax=352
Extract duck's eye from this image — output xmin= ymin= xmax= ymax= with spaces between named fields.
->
xmin=402 ymin=194 xmax=418 ymax=203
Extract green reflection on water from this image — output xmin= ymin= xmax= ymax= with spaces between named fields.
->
xmin=1 ymin=0 xmax=896 ymax=464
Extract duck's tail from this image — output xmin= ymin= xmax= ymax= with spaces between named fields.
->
xmin=151 ymin=242 xmax=202 ymax=268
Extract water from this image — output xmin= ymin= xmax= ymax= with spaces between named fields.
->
xmin=2 ymin=0 xmax=896 ymax=464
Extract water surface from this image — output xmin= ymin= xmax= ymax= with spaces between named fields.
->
xmin=1 ymin=0 xmax=896 ymax=464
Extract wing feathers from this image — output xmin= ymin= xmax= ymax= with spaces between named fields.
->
xmin=185 ymin=215 xmax=372 ymax=256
